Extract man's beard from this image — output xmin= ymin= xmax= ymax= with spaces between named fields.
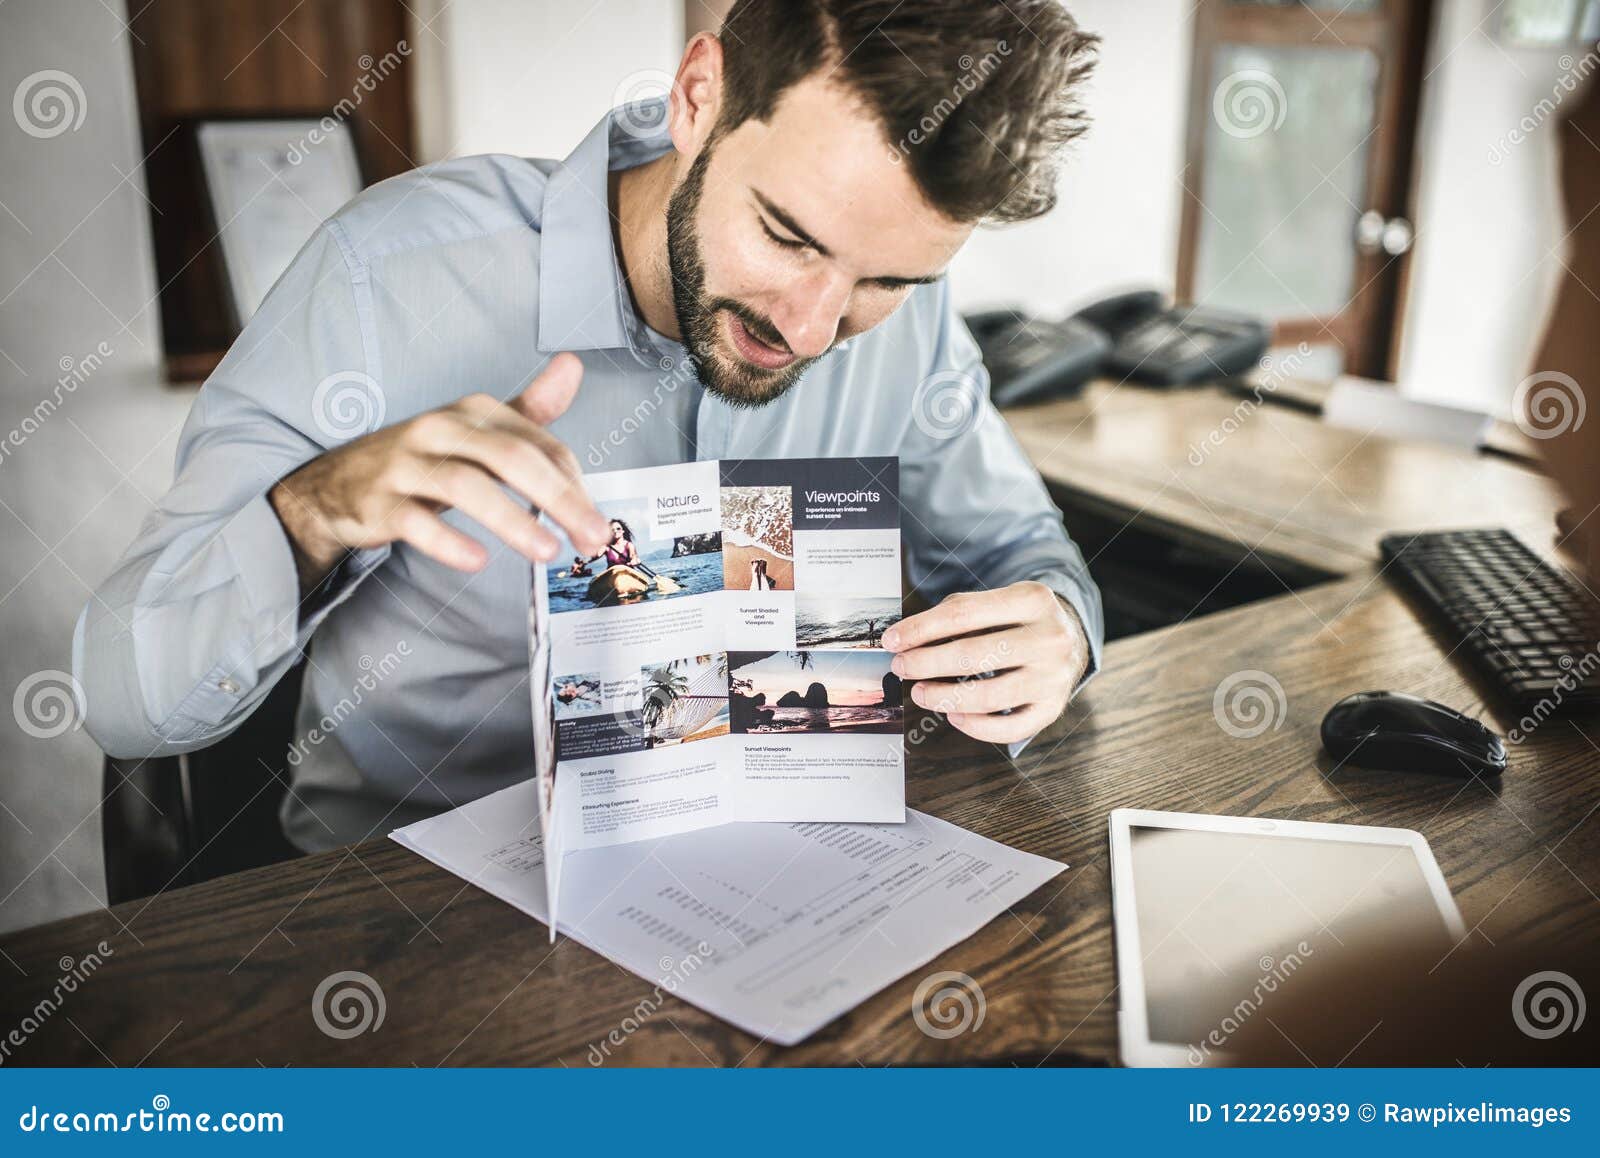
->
xmin=665 ymin=146 xmax=817 ymax=408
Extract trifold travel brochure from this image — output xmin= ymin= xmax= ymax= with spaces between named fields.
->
xmin=529 ymin=456 xmax=906 ymax=935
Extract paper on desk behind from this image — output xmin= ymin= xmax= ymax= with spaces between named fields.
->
xmin=390 ymin=779 xmax=1064 ymax=1048
xmin=527 ymin=557 xmax=564 ymax=942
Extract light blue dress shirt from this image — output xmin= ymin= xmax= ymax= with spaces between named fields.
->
xmin=73 ymin=102 xmax=1103 ymax=851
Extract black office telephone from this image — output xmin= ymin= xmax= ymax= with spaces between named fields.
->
xmin=965 ymin=290 xmax=1270 ymax=406
xmin=964 ymin=309 xmax=1110 ymax=409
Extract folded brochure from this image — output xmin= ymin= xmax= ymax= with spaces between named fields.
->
xmin=529 ymin=457 xmax=908 ymax=937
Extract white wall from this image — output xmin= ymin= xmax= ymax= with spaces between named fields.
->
xmin=1395 ymin=0 xmax=1575 ymax=413
xmin=949 ymin=0 xmax=1193 ymax=316
xmin=410 ymin=0 xmax=687 ymax=163
xmin=0 ymin=0 xmax=193 ymax=934
xmin=0 ymin=0 xmax=160 ymax=376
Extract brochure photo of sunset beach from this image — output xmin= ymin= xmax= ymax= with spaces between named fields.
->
xmin=728 ymin=650 xmax=903 ymax=735
xmin=721 ymin=485 xmax=793 ymax=591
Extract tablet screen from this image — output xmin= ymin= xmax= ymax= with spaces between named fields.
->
xmin=1128 ymin=825 xmax=1455 ymax=1050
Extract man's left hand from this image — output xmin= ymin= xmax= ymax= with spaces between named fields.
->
xmin=882 ymin=581 xmax=1091 ymax=745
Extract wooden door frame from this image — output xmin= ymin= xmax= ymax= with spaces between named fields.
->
xmin=1175 ymin=0 xmax=1433 ymax=379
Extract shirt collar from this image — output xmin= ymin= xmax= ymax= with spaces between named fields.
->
xmin=538 ymin=98 xmax=674 ymax=356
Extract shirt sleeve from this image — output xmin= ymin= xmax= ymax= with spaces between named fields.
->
xmin=72 ymin=222 xmax=390 ymax=758
xmin=896 ymin=283 xmax=1105 ymax=750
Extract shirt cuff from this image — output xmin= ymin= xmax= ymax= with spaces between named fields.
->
xmin=219 ymin=491 xmax=303 ymax=637
xmin=219 ymin=490 xmax=388 ymax=643
xmin=170 ymin=499 xmax=387 ymax=732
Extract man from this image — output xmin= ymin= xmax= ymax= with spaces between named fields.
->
xmin=75 ymin=0 xmax=1104 ymax=851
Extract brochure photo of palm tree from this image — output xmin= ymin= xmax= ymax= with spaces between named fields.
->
xmin=640 ymin=653 xmax=730 ymax=748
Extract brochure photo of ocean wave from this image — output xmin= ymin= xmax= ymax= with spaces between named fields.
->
xmin=721 ymin=485 xmax=793 ymax=591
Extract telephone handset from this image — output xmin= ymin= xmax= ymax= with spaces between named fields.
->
xmin=964 ymin=309 xmax=1110 ymax=409
xmin=965 ymin=290 xmax=1270 ymax=406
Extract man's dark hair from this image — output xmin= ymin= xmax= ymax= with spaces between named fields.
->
xmin=717 ymin=0 xmax=1099 ymax=223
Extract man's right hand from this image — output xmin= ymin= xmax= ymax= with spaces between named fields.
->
xmin=269 ymin=352 xmax=611 ymax=593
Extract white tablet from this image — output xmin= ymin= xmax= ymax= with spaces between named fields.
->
xmin=1108 ymin=809 xmax=1465 ymax=1068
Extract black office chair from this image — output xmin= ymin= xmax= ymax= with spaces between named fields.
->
xmin=101 ymin=660 xmax=307 ymax=904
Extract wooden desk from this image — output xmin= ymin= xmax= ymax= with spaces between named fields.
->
xmin=1006 ymin=381 xmax=1567 ymax=576
xmin=5 ymin=575 xmax=1598 ymax=1065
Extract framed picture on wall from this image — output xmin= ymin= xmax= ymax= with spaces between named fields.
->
xmin=195 ymin=117 xmax=365 ymax=329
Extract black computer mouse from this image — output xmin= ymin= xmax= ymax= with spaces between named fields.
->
xmin=1320 ymin=691 xmax=1507 ymax=777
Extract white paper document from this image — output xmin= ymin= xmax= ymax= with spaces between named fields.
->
xmin=390 ymin=779 xmax=1065 ymax=1047
xmin=1323 ymin=376 xmax=1492 ymax=450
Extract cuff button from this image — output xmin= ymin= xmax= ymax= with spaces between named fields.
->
xmin=217 ymin=677 xmax=241 ymax=695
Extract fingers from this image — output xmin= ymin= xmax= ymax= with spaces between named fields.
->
xmin=394 ymin=503 xmax=489 ymax=573
xmin=910 ymin=669 xmax=1035 ymax=715
xmin=890 ymin=625 xmax=1032 ymax=682
xmin=411 ymin=461 xmax=563 ymax=563
xmin=946 ymin=704 xmax=1055 ymax=745
xmin=460 ymin=425 xmax=608 ymax=553
xmin=883 ymin=586 xmax=1041 ymax=652
xmin=511 ymin=352 xmax=584 ymax=426
xmin=408 ymin=401 xmax=609 ymax=555
xmin=888 ymin=582 xmax=1089 ymax=745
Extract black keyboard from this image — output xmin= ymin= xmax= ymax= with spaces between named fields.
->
xmin=1380 ymin=529 xmax=1600 ymax=714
